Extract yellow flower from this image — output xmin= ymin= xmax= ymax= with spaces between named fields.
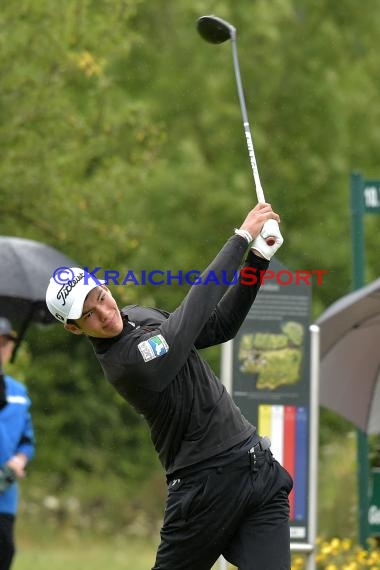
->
xmin=342 ymin=538 xmax=352 ymax=551
xmin=368 ymin=550 xmax=379 ymax=563
xmin=314 ymin=535 xmax=380 ymax=570
xmin=356 ymin=548 xmax=367 ymax=562
xmin=321 ymin=542 xmax=333 ymax=555
xmin=342 ymin=564 xmax=354 ymax=570
xmin=330 ymin=537 xmax=341 ymax=550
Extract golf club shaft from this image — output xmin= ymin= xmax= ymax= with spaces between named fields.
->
xmin=230 ymin=34 xmax=282 ymax=248
xmin=197 ymin=15 xmax=281 ymax=248
xmin=230 ymin=38 xmax=265 ymax=204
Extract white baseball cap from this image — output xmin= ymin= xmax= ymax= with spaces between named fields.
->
xmin=46 ymin=267 xmax=105 ymax=324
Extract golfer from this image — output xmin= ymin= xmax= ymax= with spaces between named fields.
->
xmin=46 ymin=203 xmax=292 ymax=570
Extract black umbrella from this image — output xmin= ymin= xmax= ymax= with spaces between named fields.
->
xmin=0 ymin=236 xmax=79 ymax=358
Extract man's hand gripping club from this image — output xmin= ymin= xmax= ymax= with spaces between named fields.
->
xmin=238 ymin=203 xmax=283 ymax=260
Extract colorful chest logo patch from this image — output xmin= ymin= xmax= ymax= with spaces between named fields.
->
xmin=137 ymin=334 xmax=169 ymax=362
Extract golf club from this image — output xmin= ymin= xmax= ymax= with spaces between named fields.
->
xmin=197 ymin=15 xmax=282 ymax=247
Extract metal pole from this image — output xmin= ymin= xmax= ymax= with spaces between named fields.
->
xmin=305 ymin=325 xmax=320 ymax=570
xmin=220 ymin=339 xmax=234 ymax=395
xmin=219 ymin=341 xmax=234 ymax=570
xmin=350 ymin=171 xmax=370 ymax=546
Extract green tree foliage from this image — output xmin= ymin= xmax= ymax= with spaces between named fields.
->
xmin=1 ymin=0 xmax=380 ymax=496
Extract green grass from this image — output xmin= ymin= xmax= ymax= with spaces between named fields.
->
xmin=14 ymin=528 xmax=224 ymax=570
xmin=14 ymin=532 xmax=159 ymax=570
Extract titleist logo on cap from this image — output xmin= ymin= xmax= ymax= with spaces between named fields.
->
xmin=56 ymin=272 xmax=84 ymax=306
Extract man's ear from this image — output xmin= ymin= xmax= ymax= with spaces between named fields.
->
xmin=64 ymin=323 xmax=83 ymax=336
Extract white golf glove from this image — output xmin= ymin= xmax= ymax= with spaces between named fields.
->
xmin=251 ymin=219 xmax=284 ymax=260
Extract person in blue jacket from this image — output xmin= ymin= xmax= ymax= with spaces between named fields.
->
xmin=0 ymin=317 xmax=35 ymax=570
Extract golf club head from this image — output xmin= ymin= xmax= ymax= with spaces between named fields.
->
xmin=197 ymin=15 xmax=236 ymax=44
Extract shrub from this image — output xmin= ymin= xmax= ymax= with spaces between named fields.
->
xmin=291 ymin=537 xmax=380 ymax=570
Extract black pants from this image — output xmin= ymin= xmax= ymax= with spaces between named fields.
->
xmin=153 ymin=447 xmax=293 ymax=570
xmin=0 ymin=514 xmax=15 ymax=570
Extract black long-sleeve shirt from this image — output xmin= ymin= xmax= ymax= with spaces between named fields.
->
xmin=91 ymin=235 xmax=269 ymax=475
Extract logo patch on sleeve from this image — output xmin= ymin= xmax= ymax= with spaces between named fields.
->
xmin=137 ymin=334 xmax=169 ymax=362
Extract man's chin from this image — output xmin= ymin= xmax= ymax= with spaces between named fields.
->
xmin=103 ymin=320 xmax=123 ymax=338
